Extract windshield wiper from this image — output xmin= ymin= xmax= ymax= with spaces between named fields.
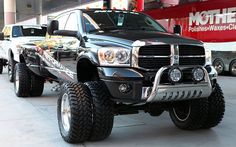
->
xmin=89 ymin=26 xmax=119 ymax=33
xmin=121 ymin=27 xmax=159 ymax=31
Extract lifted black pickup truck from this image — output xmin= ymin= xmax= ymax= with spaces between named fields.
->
xmin=16 ymin=9 xmax=225 ymax=143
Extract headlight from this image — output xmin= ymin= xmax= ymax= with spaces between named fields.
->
xmin=205 ymin=47 xmax=212 ymax=65
xmin=98 ymin=47 xmax=130 ymax=66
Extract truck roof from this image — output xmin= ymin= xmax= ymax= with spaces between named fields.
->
xmin=4 ymin=24 xmax=46 ymax=27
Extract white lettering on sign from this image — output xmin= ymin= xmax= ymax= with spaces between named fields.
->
xmin=189 ymin=7 xmax=236 ymax=26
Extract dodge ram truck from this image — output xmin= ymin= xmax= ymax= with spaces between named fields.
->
xmin=15 ymin=9 xmax=225 ymax=143
xmin=0 ymin=24 xmax=46 ymax=81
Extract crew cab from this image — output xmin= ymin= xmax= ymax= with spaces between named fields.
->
xmin=0 ymin=24 xmax=46 ymax=81
xmin=15 ymin=9 xmax=225 ymax=143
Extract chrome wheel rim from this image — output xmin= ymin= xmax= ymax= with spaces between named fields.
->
xmin=14 ymin=68 xmax=19 ymax=93
xmin=214 ymin=61 xmax=223 ymax=74
xmin=61 ymin=93 xmax=71 ymax=132
xmin=8 ymin=63 xmax=12 ymax=79
xmin=231 ymin=62 xmax=236 ymax=75
xmin=173 ymin=102 xmax=191 ymax=122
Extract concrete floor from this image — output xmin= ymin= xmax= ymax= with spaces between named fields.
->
xmin=0 ymin=67 xmax=236 ymax=147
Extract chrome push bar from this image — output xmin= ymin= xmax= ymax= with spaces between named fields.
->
xmin=142 ymin=66 xmax=213 ymax=102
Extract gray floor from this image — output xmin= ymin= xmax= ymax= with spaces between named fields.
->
xmin=0 ymin=67 xmax=236 ymax=147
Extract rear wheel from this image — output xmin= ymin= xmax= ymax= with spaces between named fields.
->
xmin=85 ymin=81 xmax=114 ymax=141
xmin=213 ymin=59 xmax=224 ymax=75
xmin=229 ymin=60 xmax=236 ymax=76
xmin=169 ymin=98 xmax=208 ymax=130
xmin=58 ymin=82 xmax=93 ymax=143
xmin=8 ymin=57 xmax=16 ymax=82
xmin=14 ymin=63 xmax=31 ymax=97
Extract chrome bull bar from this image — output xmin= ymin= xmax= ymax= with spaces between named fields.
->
xmin=142 ymin=66 xmax=212 ymax=102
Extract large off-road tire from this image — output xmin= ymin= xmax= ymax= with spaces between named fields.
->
xmin=202 ymin=83 xmax=225 ymax=128
xmin=169 ymin=98 xmax=209 ymax=130
xmin=0 ymin=59 xmax=3 ymax=74
xmin=30 ymin=73 xmax=44 ymax=97
xmin=14 ymin=63 xmax=31 ymax=97
xmin=8 ymin=57 xmax=16 ymax=82
xmin=213 ymin=58 xmax=224 ymax=75
xmin=58 ymin=82 xmax=93 ymax=143
xmin=85 ymin=81 xmax=114 ymax=141
xmin=229 ymin=60 xmax=236 ymax=76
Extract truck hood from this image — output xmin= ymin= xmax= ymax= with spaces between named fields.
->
xmin=11 ymin=36 xmax=45 ymax=44
xmin=88 ymin=30 xmax=203 ymax=47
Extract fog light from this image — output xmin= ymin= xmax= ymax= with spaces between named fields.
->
xmin=119 ymin=84 xmax=131 ymax=93
xmin=168 ymin=67 xmax=182 ymax=83
xmin=192 ymin=67 xmax=205 ymax=82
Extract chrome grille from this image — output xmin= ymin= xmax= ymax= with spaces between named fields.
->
xmin=136 ymin=44 xmax=205 ymax=70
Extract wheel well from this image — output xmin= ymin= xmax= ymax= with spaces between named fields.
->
xmin=213 ymin=58 xmax=224 ymax=64
xmin=9 ymin=50 xmax=25 ymax=63
xmin=77 ymin=59 xmax=99 ymax=82
xmin=229 ymin=59 xmax=236 ymax=70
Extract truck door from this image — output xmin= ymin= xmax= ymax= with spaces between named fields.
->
xmin=39 ymin=12 xmax=79 ymax=81
xmin=57 ymin=12 xmax=79 ymax=74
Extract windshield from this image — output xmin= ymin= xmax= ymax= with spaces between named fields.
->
xmin=12 ymin=26 xmax=47 ymax=37
xmin=82 ymin=10 xmax=166 ymax=33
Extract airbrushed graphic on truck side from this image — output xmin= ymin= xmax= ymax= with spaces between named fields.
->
xmin=36 ymin=47 xmax=75 ymax=80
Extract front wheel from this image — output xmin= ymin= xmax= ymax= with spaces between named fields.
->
xmin=8 ymin=57 xmax=16 ymax=82
xmin=169 ymin=98 xmax=209 ymax=130
xmin=85 ymin=81 xmax=114 ymax=141
xmin=58 ymin=82 xmax=93 ymax=143
xmin=14 ymin=63 xmax=31 ymax=97
xmin=202 ymin=83 xmax=225 ymax=128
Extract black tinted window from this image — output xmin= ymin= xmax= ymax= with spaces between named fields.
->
xmin=12 ymin=26 xmax=47 ymax=37
xmin=83 ymin=10 xmax=166 ymax=33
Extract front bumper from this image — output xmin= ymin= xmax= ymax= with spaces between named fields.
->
xmin=143 ymin=66 xmax=212 ymax=102
xmin=99 ymin=66 xmax=217 ymax=103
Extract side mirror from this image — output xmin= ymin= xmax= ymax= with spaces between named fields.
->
xmin=173 ymin=25 xmax=181 ymax=35
xmin=0 ymin=32 xmax=4 ymax=40
xmin=47 ymin=20 xmax=59 ymax=35
xmin=47 ymin=19 xmax=85 ymax=47
xmin=53 ymin=30 xmax=78 ymax=38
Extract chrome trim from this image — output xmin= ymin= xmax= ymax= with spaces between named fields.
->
xmin=61 ymin=93 xmax=71 ymax=132
xmin=28 ymin=64 xmax=40 ymax=68
xmin=208 ymin=65 xmax=218 ymax=80
xmin=131 ymin=46 xmax=140 ymax=69
xmin=170 ymin=45 xmax=179 ymax=65
xmin=139 ymin=55 xmax=170 ymax=58
xmin=180 ymin=55 xmax=205 ymax=58
xmin=142 ymin=66 xmax=212 ymax=102
xmin=131 ymin=43 xmax=206 ymax=71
